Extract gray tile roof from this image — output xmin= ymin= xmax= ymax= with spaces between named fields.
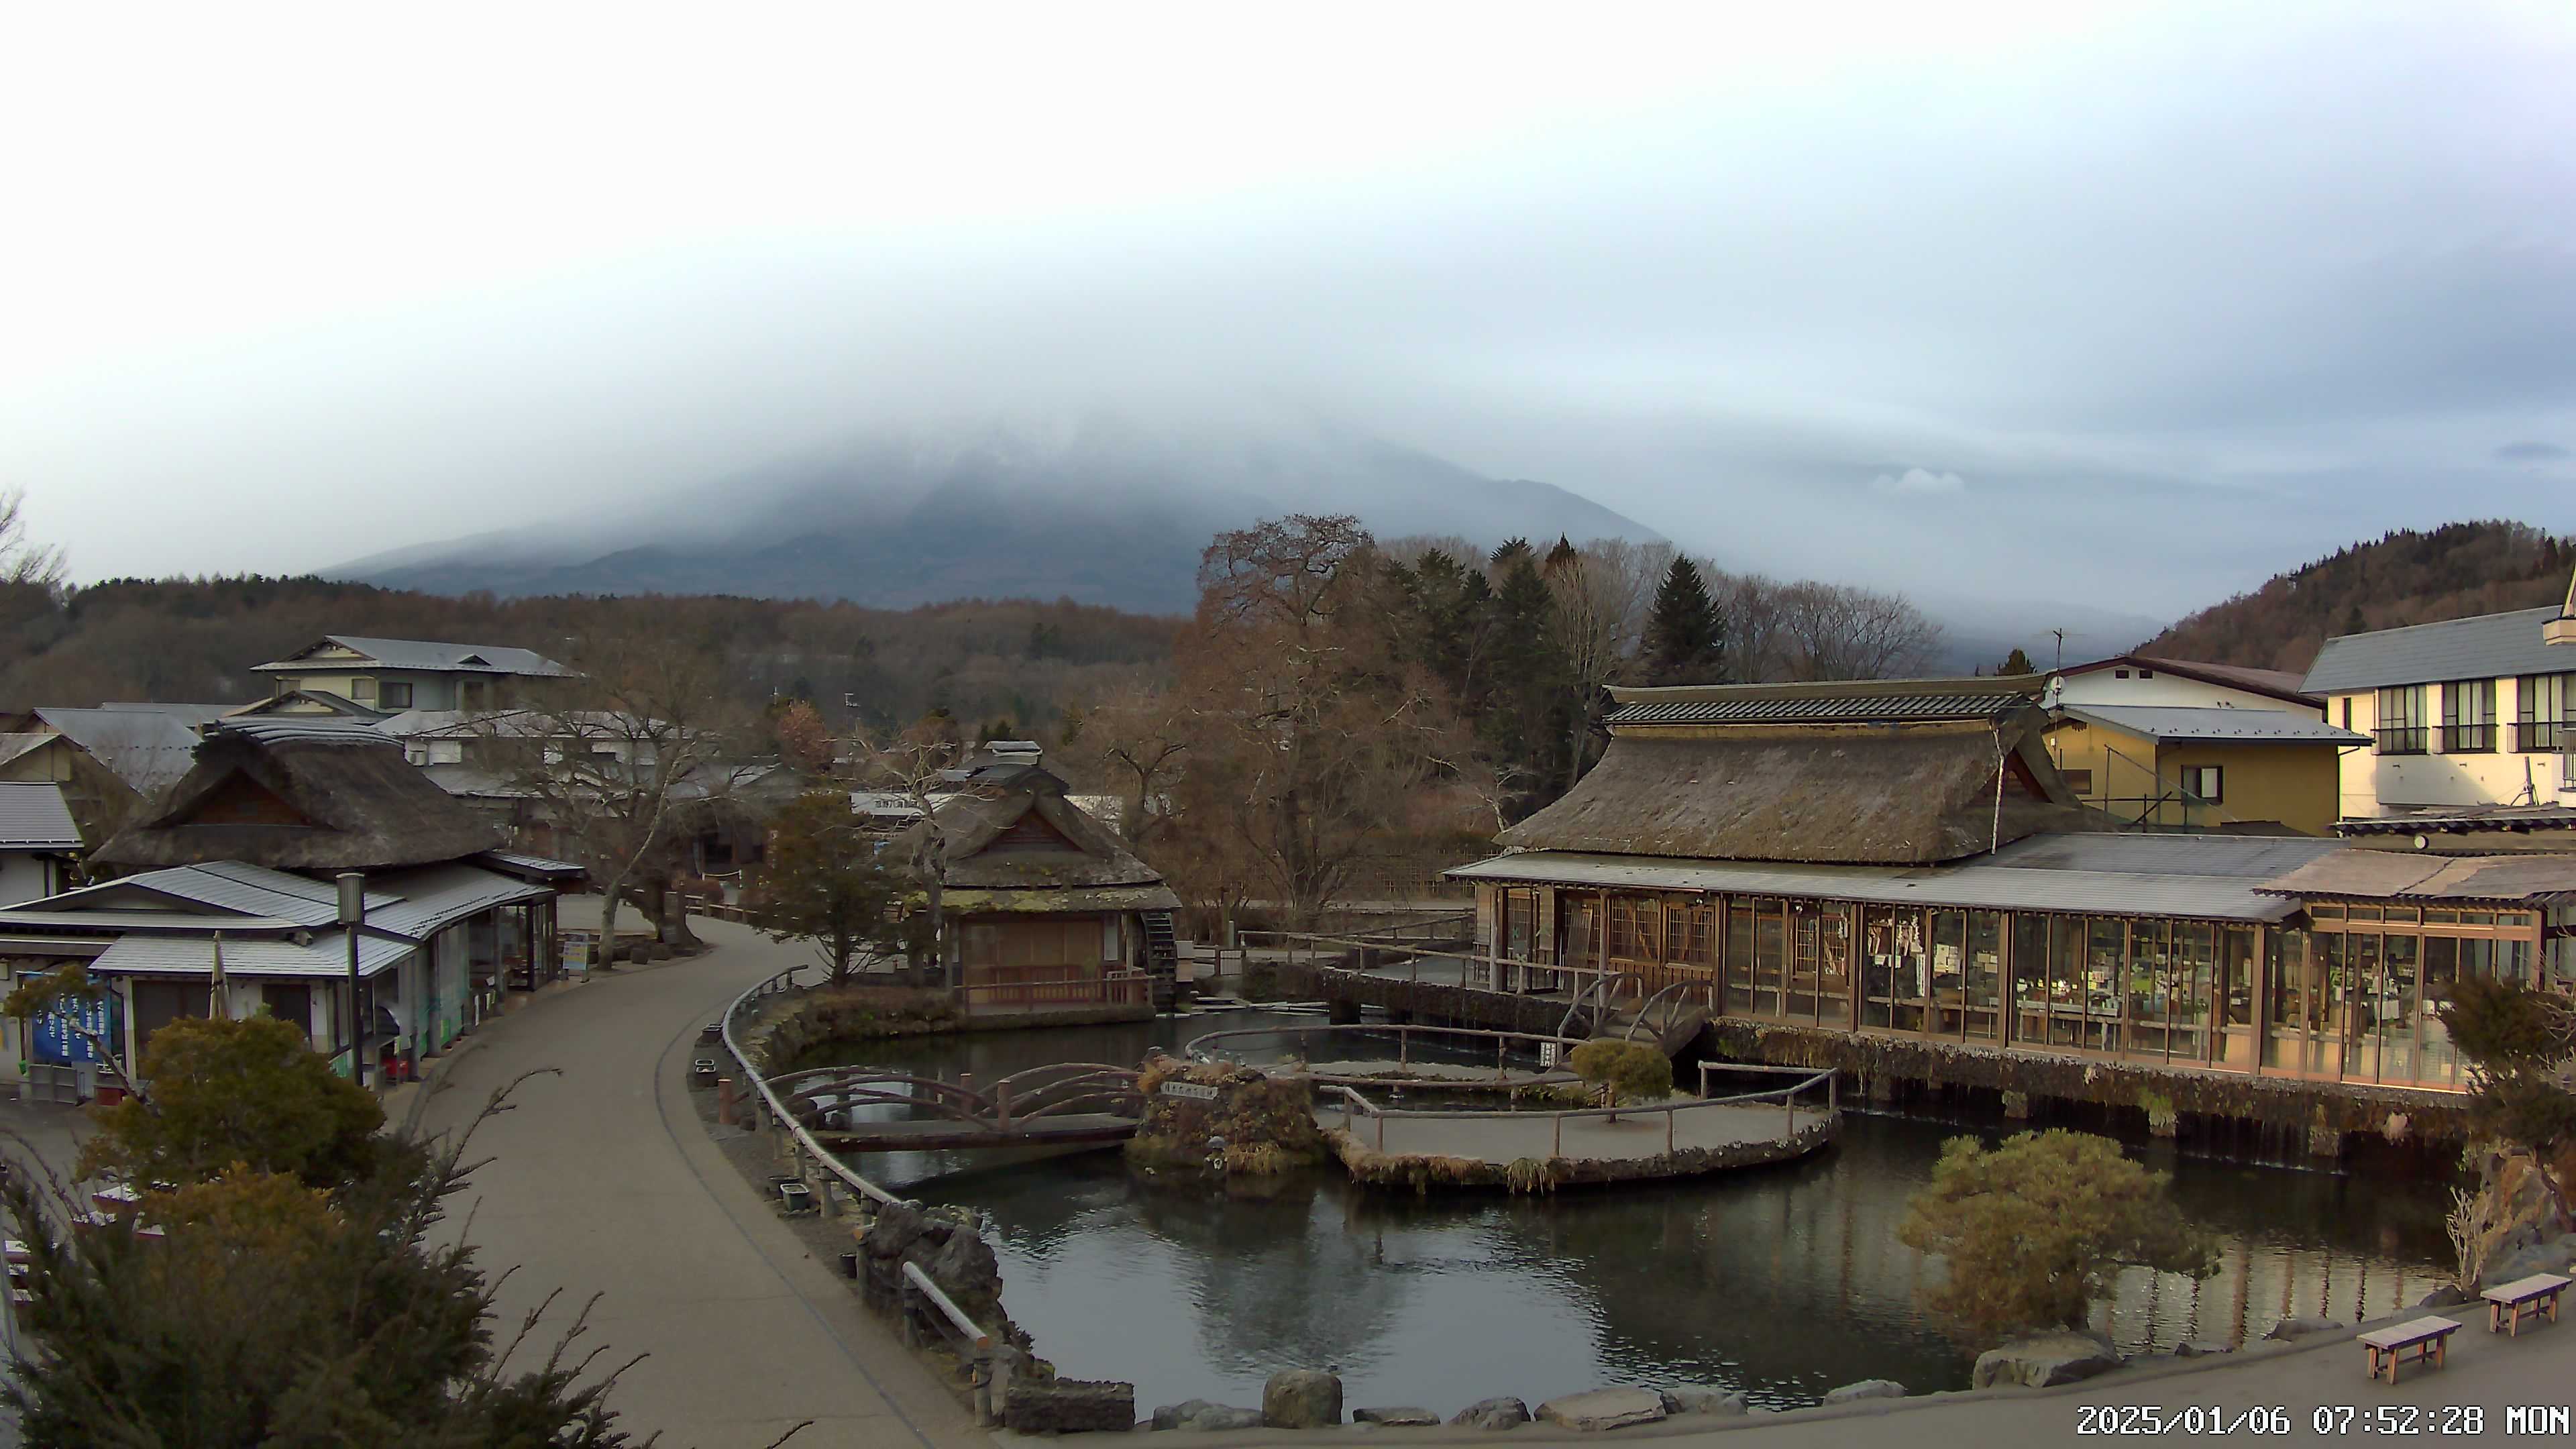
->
xmin=2257 ymin=850 xmax=2576 ymax=905
xmin=209 ymin=717 xmax=402 ymax=748
xmin=30 ymin=707 xmax=201 ymax=795
xmin=255 ymin=635 xmax=572 ymax=677
xmin=2055 ymin=704 xmax=2369 ymax=745
xmin=2303 ymin=606 xmax=2576 ymax=693
xmin=363 ymin=863 xmax=551 ymax=941
xmin=0 ymin=783 xmax=80 ymax=848
xmin=1610 ymin=691 xmax=2027 ymax=727
xmin=90 ymin=930 xmax=411 ymax=979
xmin=1446 ymin=833 xmax=2347 ymax=922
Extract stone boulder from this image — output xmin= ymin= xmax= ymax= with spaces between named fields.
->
xmin=1152 ymin=1399 xmax=1265 ymax=1432
xmin=1263 ymin=1370 xmax=1344 ymax=1428
xmin=1821 ymin=1379 xmax=1907 ymax=1405
xmin=2418 ymin=1285 xmax=2473 ymax=1309
xmin=1006 ymin=1379 xmax=1135 ymax=1434
xmin=2262 ymin=1316 xmax=2346 ymax=1342
xmin=1536 ymin=1387 xmax=1666 ymax=1432
xmin=2173 ymin=1341 xmax=2233 ymax=1359
xmin=1449 ymin=1397 xmax=1532 ymax=1430
xmin=1971 ymin=1332 xmax=2122 ymax=1390
xmin=2484 ymin=1233 xmax=2576 ymax=1288
xmin=1352 ymin=1407 xmax=1441 ymax=1426
xmin=1656 ymin=1386 xmax=1748 ymax=1416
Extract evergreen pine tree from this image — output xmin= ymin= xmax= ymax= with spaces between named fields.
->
xmin=1642 ymin=556 xmax=1724 ymax=684
xmin=1995 ymin=646 xmax=2037 ymax=676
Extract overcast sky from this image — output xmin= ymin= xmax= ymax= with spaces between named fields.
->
xmin=5 ymin=1 xmax=2572 ymax=621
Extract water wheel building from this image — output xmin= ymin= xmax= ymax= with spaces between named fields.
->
xmin=1435 ymin=677 xmax=2576 ymax=1146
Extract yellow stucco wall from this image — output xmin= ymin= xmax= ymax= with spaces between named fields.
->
xmin=2043 ymin=722 xmax=2342 ymax=835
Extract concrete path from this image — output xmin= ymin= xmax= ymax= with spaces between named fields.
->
xmin=414 ymin=919 xmax=984 ymax=1449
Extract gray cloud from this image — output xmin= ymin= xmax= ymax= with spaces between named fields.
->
xmin=2497 ymin=441 xmax=2571 ymax=462
xmin=3 ymin=4 xmax=2573 ymax=625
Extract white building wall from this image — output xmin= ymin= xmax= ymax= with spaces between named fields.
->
xmin=2053 ymin=669 xmax=2323 ymax=717
xmin=0 ymin=852 xmax=57 ymax=907
xmin=2331 ymin=678 xmax=2575 ymax=818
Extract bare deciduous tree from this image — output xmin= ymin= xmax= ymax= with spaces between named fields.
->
xmin=478 ymin=623 xmax=751 ymax=961
xmin=0 ymin=488 xmax=68 ymax=594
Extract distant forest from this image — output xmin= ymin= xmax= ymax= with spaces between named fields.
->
xmin=0 ymin=576 xmax=1176 ymax=736
xmin=2142 ymin=521 xmax=2573 ymax=673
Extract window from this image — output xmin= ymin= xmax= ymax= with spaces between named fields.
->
xmin=2340 ymin=696 xmax=2352 ymax=731
xmin=2138 ymin=669 xmax=2155 ymax=678
xmin=2178 ymin=765 xmax=2223 ymax=802
xmin=2113 ymin=669 xmax=2131 ymax=679
xmin=2441 ymin=678 xmax=2496 ymax=752
xmin=272 ymin=676 xmax=299 ymax=697
xmin=2518 ymin=672 xmax=2575 ymax=751
xmin=2063 ymin=767 xmax=2095 ymax=794
xmin=379 ymin=681 xmax=414 ymax=709
xmin=350 ymin=676 xmax=377 ymax=702
xmin=2375 ymin=685 xmax=2428 ymax=754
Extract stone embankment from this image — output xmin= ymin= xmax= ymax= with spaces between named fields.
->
xmin=1128 ymin=1054 xmax=1328 ymax=1175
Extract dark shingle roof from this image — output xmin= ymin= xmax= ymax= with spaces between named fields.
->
xmin=2304 ymin=607 xmax=2574 ymax=694
xmin=254 ymin=635 xmax=571 ymax=677
xmin=0 ymin=784 xmax=80 ymax=849
xmin=1609 ymin=691 xmax=2028 ymax=727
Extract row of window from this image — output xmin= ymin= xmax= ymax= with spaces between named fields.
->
xmin=2354 ymin=673 xmax=2576 ymax=755
xmin=2061 ymin=765 xmax=2224 ymax=802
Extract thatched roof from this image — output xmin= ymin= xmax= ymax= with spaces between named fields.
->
xmin=913 ymin=769 xmax=1169 ymax=893
xmin=1499 ymin=712 xmax=2087 ymax=866
xmin=92 ymin=720 xmax=500 ymax=872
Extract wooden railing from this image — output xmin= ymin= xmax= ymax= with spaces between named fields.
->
xmin=1181 ymin=1022 xmax=1587 ymax=1086
xmin=717 ymin=966 xmax=904 ymax=1210
xmin=1324 ymin=1063 xmax=1837 ymax=1159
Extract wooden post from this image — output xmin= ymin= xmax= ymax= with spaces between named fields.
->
xmin=716 ymin=1076 xmax=736 ymax=1126
xmin=1666 ymin=1106 xmax=1675 ymax=1156
xmin=996 ymin=1081 xmax=1012 ymax=1131
xmin=1376 ymin=1111 xmax=1386 ymax=1150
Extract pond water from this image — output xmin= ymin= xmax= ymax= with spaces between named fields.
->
xmin=798 ymin=1010 xmax=2456 ymax=1415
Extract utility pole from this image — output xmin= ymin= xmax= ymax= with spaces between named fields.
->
xmin=337 ymin=871 xmax=368 ymax=1087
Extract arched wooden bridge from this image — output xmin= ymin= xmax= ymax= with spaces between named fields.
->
xmin=767 ymin=1062 xmax=1146 ymax=1151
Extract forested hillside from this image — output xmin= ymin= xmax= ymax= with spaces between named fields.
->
xmin=2141 ymin=521 xmax=2572 ymax=673
xmin=0 ymin=576 xmax=1175 ymax=736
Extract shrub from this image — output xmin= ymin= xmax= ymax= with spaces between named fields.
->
xmin=1898 ymin=1129 xmax=2215 ymax=1344
xmin=1566 ymin=1039 xmax=1672 ymax=1116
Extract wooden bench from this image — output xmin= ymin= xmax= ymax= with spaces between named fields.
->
xmin=2483 ymin=1273 xmax=2572 ymax=1337
xmin=2358 ymin=1317 xmax=2461 ymax=1384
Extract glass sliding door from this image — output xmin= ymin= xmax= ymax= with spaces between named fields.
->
xmin=2262 ymin=928 xmax=2307 ymax=1069
xmin=1964 ymin=912 xmax=2002 ymax=1041
xmin=1751 ymin=900 xmax=1785 ymax=1018
xmin=1813 ymin=904 xmax=1854 ymax=1026
xmin=1929 ymin=910 xmax=1966 ymax=1036
xmin=2215 ymin=926 xmax=2255 ymax=1067
xmin=1725 ymin=902 xmax=1754 ymax=1014
xmin=2011 ymin=914 xmax=2051 ymax=1043
xmin=2378 ymin=933 xmax=2419 ymax=1083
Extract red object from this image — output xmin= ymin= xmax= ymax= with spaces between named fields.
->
xmin=92 ymin=1085 xmax=125 ymax=1107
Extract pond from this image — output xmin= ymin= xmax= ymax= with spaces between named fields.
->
xmin=800 ymin=1010 xmax=2456 ymax=1415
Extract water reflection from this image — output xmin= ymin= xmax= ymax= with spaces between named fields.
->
xmin=809 ymin=1015 xmax=2453 ymax=1415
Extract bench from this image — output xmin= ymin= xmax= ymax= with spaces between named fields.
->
xmin=2358 ymin=1317 xmax=2461 ymax=1385
xmin=2482 ymin=1273 xmax=2572 ymax=1337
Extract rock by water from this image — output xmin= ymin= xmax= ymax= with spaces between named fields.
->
xmin=1262 ymin=1370 xmax=1344 ymax=1428
xmin=1151 ymin=1399 xmax=1265 ymax=1432
xmin=1656 ymin=1386 xmax=1749 ymax=1415
xmin=1821 ymin=1379 xmax=1907 ymax=1404
xmin=1449 ymin=1397 xmax=1532 ymax=1430
xmin=1971 ymin=1332 xmax=2122 ymax=1389
xmin=1352 ymin=1407 xmax=1442 ymax=1426
xmin=1536 ymin=1387 xmax=1666 ymax=1431
xmin=2263 ymin=1316 xmax=2346 ymax=1341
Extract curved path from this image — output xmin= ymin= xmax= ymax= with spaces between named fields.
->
xmin=415 ymin=918 xmax=983 ymax=1449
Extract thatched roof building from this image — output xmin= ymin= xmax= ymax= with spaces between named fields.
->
xmin=915 ymin=762 xmax=1181 ymax=912
xmin=91 ymin=718 xmax=500 ymax=873
xmin=1499 ymin=678 xmax=2088 ymax=867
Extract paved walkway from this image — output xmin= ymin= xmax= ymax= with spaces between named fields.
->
xmin=413 ymin=920 xmax=983 ymax=1449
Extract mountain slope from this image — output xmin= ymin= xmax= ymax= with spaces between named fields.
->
xmin=339 ymin=419 xmax=1660 ymax=613
xmin=2142 ymin=521 xmax=2573 ymax=673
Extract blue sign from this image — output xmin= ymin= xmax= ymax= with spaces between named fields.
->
xmin=24 ymin=979 xmax=120 ymax=1066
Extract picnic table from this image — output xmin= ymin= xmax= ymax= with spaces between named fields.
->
xmin=2358 ymin=1316 xmax=2461 ymax=1385
xmin=2482 ymin=1273 xmax=2571 ymax=1337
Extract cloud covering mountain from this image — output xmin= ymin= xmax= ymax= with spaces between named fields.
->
xmin=336 ymin=419 xmax=1659 ymax=614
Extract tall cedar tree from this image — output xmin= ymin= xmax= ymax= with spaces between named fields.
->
xmin=1995 ymin=646 xmax=2037 ymax=676
xmin=1642 ymin=555 xmax=1725 ymax=684
xmin=1898 ymin=1129 xmax=2215 ymax=1344
xmin=1483 ymin=551 xmax=1575 ymax=816
xmin=751 ymin=789 xmax=918 ymax=984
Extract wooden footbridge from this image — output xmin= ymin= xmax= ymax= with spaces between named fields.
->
xmin=769 ymin=1062 xmax=1146 ymax=1152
